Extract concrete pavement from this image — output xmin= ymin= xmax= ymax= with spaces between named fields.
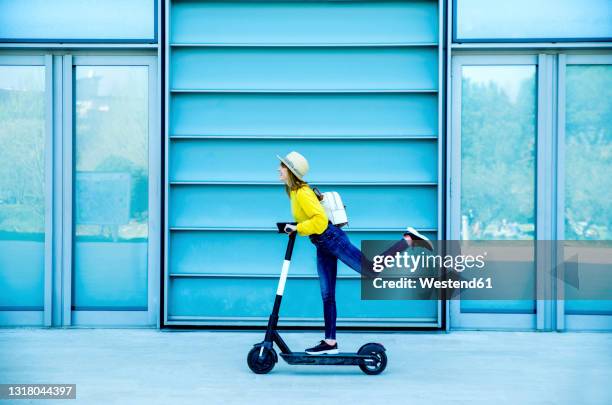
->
xmin=1 ymin=328 xmax=611 ymax=404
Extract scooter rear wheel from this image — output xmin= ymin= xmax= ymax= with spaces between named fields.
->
xmin=247 ymin=345 xmax=277 ymax=374
xmin=357 ymin=343 xmax=387 ymax=375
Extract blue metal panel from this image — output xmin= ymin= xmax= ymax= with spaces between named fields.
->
xmin=169 ymin=277 xmax=438 ymax=322
xmin=0 ymin=0 xmax=156 ymax=42
xmin=171 ymin=0 xmax=438 ymax=45
xmin=171 ymin=47 xmax=438 ymax=90
xmin=171 ymin=93 xmax=438 ymax=136
xmin=166 ymin=1 xmax=442 ymax=326
xmin=170 ymin=230 xmax=437 ymax=277
xmin=170 ymin=139 xmax=438 ymax=183
xmin=170 ymin=185 xmax=437 ymax=229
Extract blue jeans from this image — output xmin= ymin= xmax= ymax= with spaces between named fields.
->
xmin=309 ymin=223 xmax=409 ymax=340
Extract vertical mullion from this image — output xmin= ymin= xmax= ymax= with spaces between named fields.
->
xmin=62 ymin=55 xmax=73 ymax=326
xmin=449 ymin=57 xmax=462 ymax=241
xmin=442 ymin=1 xmax=455 ymax=331
xmin=155 ymin=0 xmax=164 ymax=330
xmin=444 ymin=0 xmax=454 ymax=332
xmin=536 ymin=53 xmax=555 ymax=331
xmin=437 ymin=0 xmax=444 ymax=329
xmin=44 ymin=54 xmax=54 ymax=327
xmin=163 ymin=0 xmax=171 ymax=327
xmin=448 ymin=56 xmax=463 ymax=329
xmin=556 ymin=54 xmax=567 ymax=331
xmin=148 ymin=58 xmax=160 ymax=327
xmin=550 ymin=53 xmax=559 ymax=329
xmin=51 ymin=54 xmax=64 ymax=326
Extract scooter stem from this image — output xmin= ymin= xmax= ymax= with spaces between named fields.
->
xmin=262 ymin=230 xmax=297 ymax=351
xmin=276 ymin=231 xmax=297 ymax=296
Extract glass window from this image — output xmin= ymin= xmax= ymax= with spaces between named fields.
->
xmin=564 ymin=64 xmax=612 ymax=240
xmin=0 ymin=65 xmax=46 ymax=310
xmin=0 ymin=0 xmax=155 ymax=42
xmin=460 ymin=65 xmax=536 ymax=241
xmin=73 ymin=66 xmax=149 ymax=310
xmin=456 ymin=0 xmax=612 ymax=42
xmin=563 ymin=63 xmax=612 ymax=317
xmin=459 ymin=65 xmax=537 ymax=314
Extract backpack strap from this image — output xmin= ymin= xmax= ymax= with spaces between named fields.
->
xmin=311 ymin=186 xmax=324 ymax=201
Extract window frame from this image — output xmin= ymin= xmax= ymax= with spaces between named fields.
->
xmin=67 ymin=54 xmax=159 ymax=327
xmin=0 ymin=0 xmax=158 ymax=44
xmin=452 ymin=0 xmax=612 ymax=44
xmin=0 ymin=55 xmax=52 ymax=326
xmin=449 ymin=53 xmax=553 ymax=330
xmin=556 ymin=53 xmax=612 ymax=331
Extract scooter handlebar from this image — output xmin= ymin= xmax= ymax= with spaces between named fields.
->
xmin=276 ymin=222 xmax=297 ymax=234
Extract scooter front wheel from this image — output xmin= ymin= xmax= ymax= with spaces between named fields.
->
xmin=358 ymin=343 xmax=387 ymax=375
xmin=247 ymin=345 xmax=277 ymax=374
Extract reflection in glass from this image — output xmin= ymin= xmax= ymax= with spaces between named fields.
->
xmin=0 ymin=66 xmax=45 ymax=309
xmin=461 ymin=65 xmax=536 ymax=241
xmin=564 ymin=64 xmax=612 ymax=317
xmin=460 ymin=65 xmax=537 ymax=315
xmin=73 ymin=66 xmax=149 ymax=310
xmin=565 ymin=65 xmax=612 ymax=240
xmin=456 ymin=0 xmax=612 ymax=41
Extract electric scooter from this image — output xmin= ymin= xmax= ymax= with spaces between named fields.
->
xmin=246 ymin=222 xmax=387 ymax=375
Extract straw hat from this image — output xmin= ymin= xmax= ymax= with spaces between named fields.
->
xmin=277 ymin=151 xmax=309 ymax=180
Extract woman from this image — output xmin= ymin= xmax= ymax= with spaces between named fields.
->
xmin=277 ymin=151 xmax=433 ymax=355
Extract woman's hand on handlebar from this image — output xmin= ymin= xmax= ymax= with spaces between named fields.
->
xmin=284 ymin=224 xmax=297 ymax=234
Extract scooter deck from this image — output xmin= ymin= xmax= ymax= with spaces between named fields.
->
xmin=280 ymin=352 xmax=374 ymax=366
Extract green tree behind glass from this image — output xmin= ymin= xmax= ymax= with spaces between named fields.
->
xmin=461 ymin=71 xmax=536 ymax=240
xmin=565 ymin=65 xmax=612 ymax=240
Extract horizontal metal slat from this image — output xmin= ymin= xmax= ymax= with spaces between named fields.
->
xmin=170 ymin=89 xmax=438 ymax=93
xmin=170 ymin=1 xmax=439 ymax=45
xmin=165 ymin=317 xmax=439 ymax=327
xmin=169 ymin=181 xmax=438 ymax=186
xmin=169 ymin=273 xmax=359 ymax=279
xmin=169 ymin=134 xmax=438 ymax=140
xmin=169 ymin=184 xmax=438 ymax=229
xmin=169 ymin=227 xmax=438 ymax=233
xmin=170 ymin=93 xmax=438 ymax=136
xmin=168 ymin=276 xmax=439 ymax=319
xmin=170 ymin=43 xmax=439 ymax=48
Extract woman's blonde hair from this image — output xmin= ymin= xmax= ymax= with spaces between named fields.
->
xmin=281 ymin=162 xmax=308 ymax=196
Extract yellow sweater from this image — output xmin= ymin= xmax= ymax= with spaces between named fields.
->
xmin=290 ymin=185 xmax=329 ymax=236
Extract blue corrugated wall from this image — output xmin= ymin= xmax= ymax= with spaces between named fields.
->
xmin=166 ymin=0 xmax=441 ymax=326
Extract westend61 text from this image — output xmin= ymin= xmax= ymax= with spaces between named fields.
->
xmin=372 ymin=277 xmax=493 ymax=290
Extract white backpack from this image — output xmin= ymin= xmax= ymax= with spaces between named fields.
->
xmin=312 ymin=187 xmax=348 ymax=227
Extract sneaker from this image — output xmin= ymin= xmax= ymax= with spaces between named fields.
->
xmin=305 ymin=340 xmax=339 ymax=355
xmin=404 ymin=227 xmax=434 ymax=251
